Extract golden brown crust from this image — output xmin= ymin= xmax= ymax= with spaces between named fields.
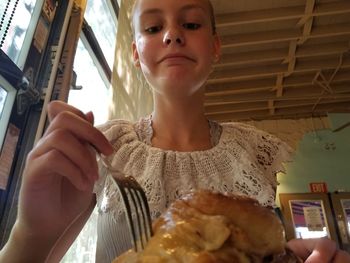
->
xmin=180 ymin=190 xmax=286 ymax=255
xmin=115 ymin=190 xmax=299 ymax=263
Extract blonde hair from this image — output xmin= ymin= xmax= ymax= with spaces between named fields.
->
xmin=131 ymin=0 xmax=216 ymax=34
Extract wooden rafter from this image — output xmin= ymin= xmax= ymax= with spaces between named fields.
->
xmin=275 ymin=74 xmax=284 ymax=97
xmin=297 ymin=0 xmax=316 ymax=44
xmin=216 ymin=1 xmax=350 ymax=28
xmin=220 ymin=23 xmax=350 ymax=49
xmin=205 ymin=101 xmax=350 ymax=122
xmin=206 ymin=69 xmax=350 ymax=96
xmin=209 ymin=55 xmax=350 ymax=83
xmin=216 ymin=41 xmax=349 ymax=68
xmin=205 ymin=98 xmax=350 ymax=114
xmin=205 ymin=0 xmax=350 ymax=121
xmin=205 ymin=83 xmax=350 ymax=105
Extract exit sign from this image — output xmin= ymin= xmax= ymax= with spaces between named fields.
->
xmin=309 ymin=182 xmax=328 ymax=193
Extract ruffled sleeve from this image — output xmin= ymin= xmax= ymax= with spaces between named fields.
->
xmin=223 ymin=122 xmax=294 ymax=188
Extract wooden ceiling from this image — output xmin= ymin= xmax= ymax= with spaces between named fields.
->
xmin=205 ymin=0 xmax=350 ymax=122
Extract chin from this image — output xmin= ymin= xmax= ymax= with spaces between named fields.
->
xmin=113 ymin=190 xmax=302 ymax=263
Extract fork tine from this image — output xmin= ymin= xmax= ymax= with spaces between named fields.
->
xmin=111 ymin=177 xmax=138 ymax=251
xmin=135 ymin=190 xmax=152 ymax=243
xmin=126 ymin=177 xmax=152 ymax=250
xmin=126 ymin=177 xmax=153 ymax=238
xmin=109 ymin=174 xmax=153 ymax=252
xmin=134 ymin=185 xmax=153 ymax=240
xmin=126 ymin=187 xmax=144 ymax=251
xmin=129 ymin=188 xmax=147 ymax=250
xmin=101 ymin=156 xmax=153 ymax=253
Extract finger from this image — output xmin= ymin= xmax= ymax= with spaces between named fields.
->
xmin=33 ymin=129 xmax=99 ymax=181
xmin=25 ymin=149 xmax=93 ymax=192
xmin=304 ymin=238 xmax=336 ymax=263
xmin=85 ymin=142 xmax=99 ymax=181
xmin=45 ymin=111 xmax=113 ymax=155
xmin=287 ymin=238 xmax=337 ymax=263
xmin=287 ymin=239 xmax=311 ymax=259
xmin=85 ymin=111 xmax=94 ymax=125
xmin=47 ymin=101 xmax=86 ymax=122
xmin=308 ymin=238 xmax=336 ymax=263
xmin=333 ymin=250 xmax=350 ymax=263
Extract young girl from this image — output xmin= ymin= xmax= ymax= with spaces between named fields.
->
xmin=0 ymin=0 xmax=349 ymax=262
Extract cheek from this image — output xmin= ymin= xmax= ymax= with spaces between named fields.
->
xmin=136 ymin=37 xmax=156 ymax=65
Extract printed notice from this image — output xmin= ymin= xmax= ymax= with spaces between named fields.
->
xmin=303 ymin=206 xmax=324 ymax=231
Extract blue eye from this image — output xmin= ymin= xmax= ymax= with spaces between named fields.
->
xmin=183 ymin=23 xmax=201 ymax=30
xmin=145 ymin=26 xmax=162 ymax=34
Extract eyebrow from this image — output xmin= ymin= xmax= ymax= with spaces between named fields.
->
xmin=140 ymin=4 xmax=206 ymax=18
xmin=180 ymin=4 xmax=207 ymax=13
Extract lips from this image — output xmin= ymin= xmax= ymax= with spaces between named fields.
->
xmin=159 ymin=53 xmax=195 ymax=63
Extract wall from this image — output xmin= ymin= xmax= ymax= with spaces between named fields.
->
xmin=109 ymin=0 xmax=153 ymax=121
xmin=245 ymin=117 xmax=330 ymax=150
xmin=276 ymin=114 xmax=350 ymax=205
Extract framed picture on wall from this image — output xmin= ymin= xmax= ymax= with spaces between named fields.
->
xmin=279 ymin=193 xmax=339 ymax=246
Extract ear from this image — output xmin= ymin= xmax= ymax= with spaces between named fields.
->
xmin=132 ymin=41 xmax=141 ymax=67
xmin=212 ymin=34 xmax=221 ymax=63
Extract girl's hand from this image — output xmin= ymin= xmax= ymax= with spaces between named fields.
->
xmin=287 ymin=238 xmax=350 ymax=263
xmin=15 ymin=101 xmax=113 ymax=252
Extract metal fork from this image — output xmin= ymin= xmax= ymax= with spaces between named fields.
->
xmin=101 ymin=158 xmax=153 ymax=252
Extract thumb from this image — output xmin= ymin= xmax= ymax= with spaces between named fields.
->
xmin=85 ymin=111 xmax=94 ymax=125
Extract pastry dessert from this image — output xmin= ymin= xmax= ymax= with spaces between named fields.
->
xmin=114 ymin=190 xmax=301 ymax=263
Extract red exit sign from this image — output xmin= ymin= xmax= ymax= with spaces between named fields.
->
xmin=309 ymin=182 xmax=328 ymax=193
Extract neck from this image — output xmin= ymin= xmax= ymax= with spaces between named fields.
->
xmin=151 ymin=91 xmax=212 ymax=151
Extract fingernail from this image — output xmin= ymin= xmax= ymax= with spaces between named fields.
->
xmin=85 ymin=111 xmax=94 ymax=124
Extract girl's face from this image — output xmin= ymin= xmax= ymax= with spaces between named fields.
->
xmin=132 ymin=0 xmax=220 ymax=98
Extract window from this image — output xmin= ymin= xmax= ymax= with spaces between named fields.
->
xmin=0 ymin=75 xmax=17 ymax=151
xmin=61 ymin=0 xmax=117 ymax=262
xmin=68 ymin=39 xmax=110 ymax=125
xmin=84 ymin=1 xmax=118 ymax=69
xmin=0 ymin=0 xmax=43 ymax=69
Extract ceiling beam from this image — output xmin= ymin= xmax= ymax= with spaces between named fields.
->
xmin=206 ymin=102 xmax=350 ymax=122
xmin=216 ymin=1 xmax=350 ymax=28
xmin=205 ymin=98 xmax=350 ymax=115
xmin=217 ymin=38 xmax=350 ymax=67
xmin=297 ymin=0 xmax=316 ymax=44
xmin=209 ymin=55 xmax=350 ymax=82
xmin=276 ymin=74 xmax=284 ymax=97
xmin=297 ymin=41 xmax=349 ymax=58
xmin=220 ymin=23 xmax=350 ymax=48
xmin=204 ymin=83 xmax=350 ymax=105
xmin=268 ymin=100 xmax=275 ymax=115
xmin=205 ymin=69 xmax=350 ymax=96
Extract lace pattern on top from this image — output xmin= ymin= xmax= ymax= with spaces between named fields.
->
xmin=94 ymin=118 xmax=293 ymax=223
xmin=134 ymin=115 xmax=222 ymax=147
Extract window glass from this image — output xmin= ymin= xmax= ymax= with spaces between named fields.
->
xmin=84 ymin=0 xmax=117 ymax=69
xmin=0 ymin=0 xmax=39 ymax=66
xmin=62 ymin=27 xmax=111 ymax=263
xmin=68 ymin=39 xmax=110 ymax=125
xmin=61 ymin=0 xmax=117 ymax=261
xmin=0 ymin=87 xmax=8 ymax=116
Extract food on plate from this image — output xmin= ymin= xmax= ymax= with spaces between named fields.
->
xmin=114 ymin=190 xmax=302 ymax=263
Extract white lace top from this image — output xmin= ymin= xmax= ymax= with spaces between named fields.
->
xmin=93 ymin=116 xmax=293 ymax=262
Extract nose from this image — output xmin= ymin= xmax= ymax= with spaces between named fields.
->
xmin=163 ymin=27 xmax=184 ymax=46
